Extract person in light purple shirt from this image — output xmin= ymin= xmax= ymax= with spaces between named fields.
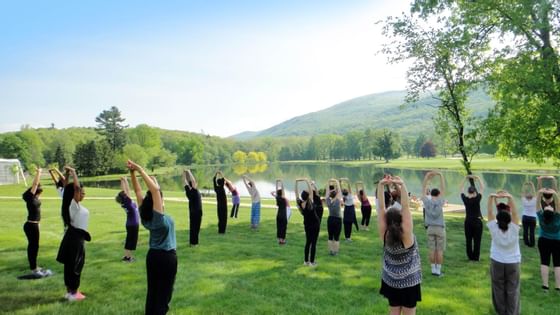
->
xmin=115 ymin=177 xmax=140 ymax=262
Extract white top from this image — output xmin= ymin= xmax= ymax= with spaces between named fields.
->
xmin=70 ymin=199 xmax=90 ymax=231
xmin=521 ymin=197 xmax=537 ymax=218
xmin=488 ymin=221 xmax=521 ymax=264
xmin=248 ymin=186 xmax=260 ymax=203
xmin=56 ymin=187 xmax=64 ymax=198
xmin=343 ymin=194 xmax=354 ymax=206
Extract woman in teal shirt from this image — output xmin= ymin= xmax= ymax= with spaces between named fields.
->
xmin=128 ymin=160 xmax=177 ymax=315
xmin=536 ymin=188 xmax=560 ymax=291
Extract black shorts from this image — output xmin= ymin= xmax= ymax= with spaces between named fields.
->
xmin=380 ymin=280 xmax=421 ymax=308
xmin=125 ymin=225 xmax=139 ymax=250
xmin=538 ymin=237 xmax=560 ymax=267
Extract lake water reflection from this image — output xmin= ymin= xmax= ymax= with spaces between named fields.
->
xmin=85 ymin=162 xmax=555 ymax=209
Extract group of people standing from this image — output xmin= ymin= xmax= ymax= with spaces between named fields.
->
xmin=20 ymin=166 xmax=560 ymax=315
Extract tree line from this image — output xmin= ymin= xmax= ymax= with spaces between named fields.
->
xmin=0 ymin=106 xmax=471 ymax=176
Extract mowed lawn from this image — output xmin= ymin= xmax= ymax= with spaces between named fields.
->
xmin=0 ymin=183 xmax=557 ymax=315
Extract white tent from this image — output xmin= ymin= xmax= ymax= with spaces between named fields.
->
xmin=0 ymin=159 xmax=26 ymax=185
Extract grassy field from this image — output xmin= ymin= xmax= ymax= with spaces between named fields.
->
xmin=0 ymin=182 xmax=558 ymax=315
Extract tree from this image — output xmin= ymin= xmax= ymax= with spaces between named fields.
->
xmin=246 ymin=151 xmax=259 ymax=163
xmin=95 ymin=106 xmax=128 ymax=152
xmin=376 ymin=129 xmax=401 ymax=163
xmin=54 ymin=144 xmax=66 ymax=169
xmin=73 ymin=140 xmax=114 ymax=176
xmin=0 ymin=134 xmax=31 ymax=168
xmin=420 ymin=140 xmax=437 ymax=158
xmin=414 ymin=134 xmax=427 ymax=158
xmin=401 ymin=137 xmax=415 ymax=158
xmin=148 ymin=149 xmax=176 ymax=172
xmin=256 ymin=152 xmax=267 ymax=162
xmin=381 ymin=8 xmax=488 ymax=174
xmin=233 ymin=150 xmax=247 ymax=163
xmin=410 ymin=0 xmax=560 ymax=164
xmin=73 ymin=141 xmax=97 ymax=176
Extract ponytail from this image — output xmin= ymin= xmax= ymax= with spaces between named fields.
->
xmin=496 ymin=210 xmax=511 ymax=232
xmin=385 ymin=208 xmax=403 ymax=247
xmin=139 ymin=190 xmax=154 ymax=221
xmin=61 ymin=183 xmax=75 ymax=227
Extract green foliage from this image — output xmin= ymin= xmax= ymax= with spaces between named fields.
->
xmin=381 ymin=7 xmax=490 ymax=174
xmin=410 ymin=0 xmax=560 ymax=164
xmin=375 ymin=129 xmax=401 ymax=162
xmin=73 ymin=140 xmax=114 ymax=176
xmin=0 ymin=134 xmax=31 ymax=169
xmin=95 ymin=106 xmax=128 ymax=152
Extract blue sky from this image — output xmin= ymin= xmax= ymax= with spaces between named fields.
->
xmin=0 ymin=0 xmax=411 ymax=137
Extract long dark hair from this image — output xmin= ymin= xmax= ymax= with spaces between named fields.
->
xmin=61 ymin=183 xmax=76 ymax=227
xmin=139 ymin=191 xmax=154 ymax=221
xmin=385 ymin=207 xmax=403 ymax=247
xmin=496 ymin=210 xmax=511 ymax=232
xmin=543 ymin=206 xmax=554 ymax=224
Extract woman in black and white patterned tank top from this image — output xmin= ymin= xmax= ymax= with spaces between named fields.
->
xmin=376 ymin=176 xmax=422 ymax=314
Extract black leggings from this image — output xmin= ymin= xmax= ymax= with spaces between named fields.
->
xmin=327 ymin=216 xmax=342 ymax=241
xmin=64 ymin=261 xmax=81 ymax=293
xmin=538 ymin=237 xmax=560 ymax=267
xmin=343 ymin=220 xmax=358 ymax=239
xmin=464 ymin=219 xmax=482 ymax=261
xmin=217 ymin=203 xmax=227 ymax=234
xmin=304 ymin=224 xmax=320 ymax=263
xmin=522 ymin=216 xmax=536 ymax=247
xmin=125 ymin=225 xmax=139 ymax=250
xmin=230 ymin=204 xmax=240 ymax=218
xmin=276 ymin=216 xmax=287 ymax=239
xmin=146 ymin=249 xmax=177 ymax=315
xmin=189 ymin=214 xmax=202 ymax=245
xmin=361 ymin=205 xmax=372 ymax=226
xmin=23 ymin=222 xmax=39 ymax=270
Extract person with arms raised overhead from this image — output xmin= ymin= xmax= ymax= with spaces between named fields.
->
xmin=422 ymin=171 xmax=446 ymax=276
xmin=243 ymin=175 xmax=261 ymax=229
xmin=214 ymin=171 xmax=228 ymax=234
xmin=184 ymin=169 xmax=203 ymax=246
xmin=128 ymin=160 xmax=177 ymax=315
xmin=325 ymin=179 xmax=342 ymax=256
xmin=272 ymin=179 xmax=288 ymax=245
xmin=115 ymin=176 xmax=140 ymax=262
xmin=487 ymin=190 xmax=521 ymax=315
xmin=535 ymin=187 xmax=560 ymax=292
xmin=21 ymin=167 xmax=52 ymax=278
xmin=520 ymin=181 xmax=537 ymax=247
xmin=296 ymin=178 xmax=320 ymax=266
xmin=377 ymin=176 xmax=422 ymax=315
xmin=56 ymin=166 xmax=90 ymax=301
xmin=459 ymin=175 xmax=485 ymax=261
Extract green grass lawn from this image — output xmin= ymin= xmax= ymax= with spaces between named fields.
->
xmin=0 ymin=183 xmax=558 ymax=314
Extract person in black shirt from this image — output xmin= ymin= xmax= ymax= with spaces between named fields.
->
xmin=272 ymin=183 xmax=288 ymax=245
xmin=214 ymin=171 xmax=228 ymax=234
xmin=296 ymin=178 xmax=320 ymax=266
xmin=311 ymin=181 xmax=324 ymax=225
xmin=184 ymin=170 xmax=203 ymax=246
xmin=459 ymin=175 xmax=485 ymax=261
xmin=22 ymin=167 xmax=51 ymax=277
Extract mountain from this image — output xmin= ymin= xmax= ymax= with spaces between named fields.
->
xmin=231 ymin=89 xmax=494 ymax=139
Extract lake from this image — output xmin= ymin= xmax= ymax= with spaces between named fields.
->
xmin=83 ymin=162 xmax=557 ymax=209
